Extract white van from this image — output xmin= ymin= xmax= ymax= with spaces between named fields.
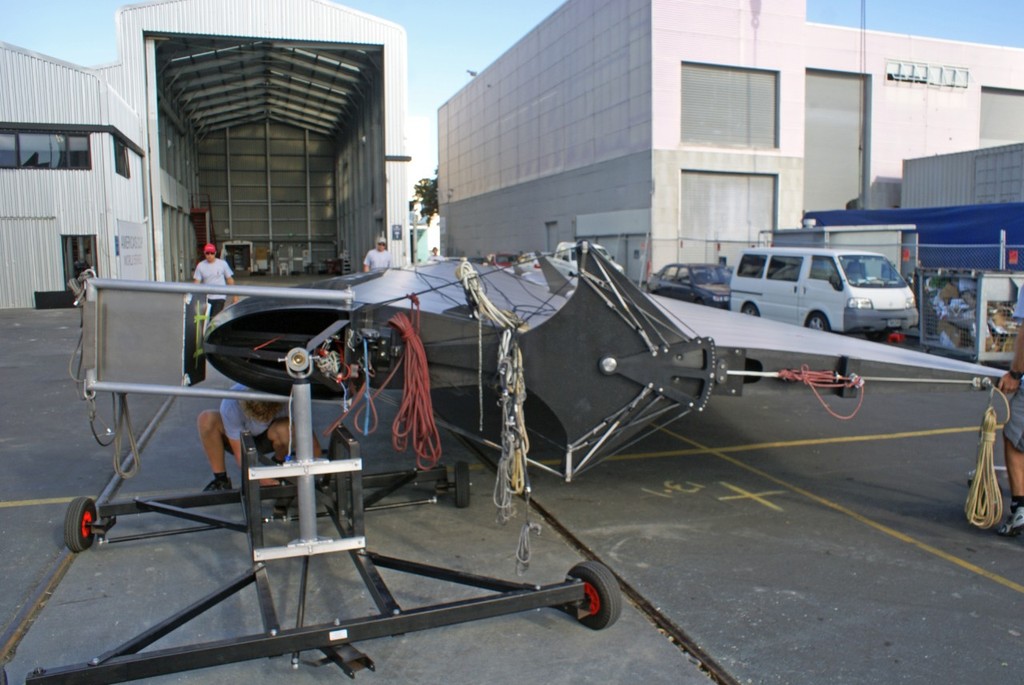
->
xmin=549 ymin=241 xmax=625 ymax=278
xmin=729 ymin=247 xmax=917 ymax=338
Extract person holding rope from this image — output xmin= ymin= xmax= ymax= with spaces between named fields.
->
xmin=996 ymin=290 xmax=1024 ymax=536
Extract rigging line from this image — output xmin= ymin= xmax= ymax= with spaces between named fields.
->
xmin=500 ymin=266 xmax=572 ymax=308
xmin=577 ymin=271 xmax=668 ymax=351
xmin=499 ymin=275 xmax=572 ymax=325
xmin=619 ymin=285 xmax=701 ymax=342
xmin=727 ymin=369 xmax=990 ymax=387
xmin=473 ymin=268 xmax=557 ymax=319
xmin=410 ymin=268 xmax=473 ymax=308
xmin=590 ymin=263 xmax=701 ymax=340
xmin=408 ymin=264 xmax=561 ymax=321
xmin=575 ymin=254 xmax=697 ymax=345
xmin=642 ymin=294 xmax=704 ymax=339
xmin=355 ymin=271 xmax=470 ymax=315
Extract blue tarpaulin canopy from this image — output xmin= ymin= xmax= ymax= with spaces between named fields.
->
xmin=803 ymin=203 xmax=1024 ymax=269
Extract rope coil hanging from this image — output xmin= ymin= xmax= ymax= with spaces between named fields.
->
xmin=965 ymin=389 xmax=1008 ymax=529
xmin=455 ymin=260 xmax=538 ymax=574
xmin=388 ymin=295 xmax=443 ymax=470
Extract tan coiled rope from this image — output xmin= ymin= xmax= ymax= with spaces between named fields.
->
xmin=965 ymin=389 xmax=1009 ymax=529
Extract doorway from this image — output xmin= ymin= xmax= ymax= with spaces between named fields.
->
xmin=62 ymin=235 xmax=97 ymax=284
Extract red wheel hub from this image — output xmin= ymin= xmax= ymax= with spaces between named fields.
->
xmin=583 ymin=581 xmax=601 ymax=615
xmin=80 ymin=510 xmax=94 ymax=539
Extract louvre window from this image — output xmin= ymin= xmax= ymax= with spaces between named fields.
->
xmin=885 ymin=60 xmax=968 ymax=88
xmin=681 ymin=63 xmax=778 ymax=148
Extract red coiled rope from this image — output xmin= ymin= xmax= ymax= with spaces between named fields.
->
xmin=389 ymin=296 xmax=442 ymax=469
xmin=776 ymin=364 xmax=865 ymax=420
xmin=321 ymin=295 xmax=441 ymax=469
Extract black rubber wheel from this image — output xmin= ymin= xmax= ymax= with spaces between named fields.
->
xmin=740 ymin=302 xmax=760 ymax=317
xmin=567 ymin=561 xmax=622 ymax=630
xmin=454 ymin=461 xmax=470 ymax=508
xmin=805 ymin=312 xmax=830 ymax=331
xmin=64 ymin=496 xmax=97 ymax=553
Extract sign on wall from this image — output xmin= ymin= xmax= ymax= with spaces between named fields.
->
xmin=115 ymin=220 xmax=149 ymax=280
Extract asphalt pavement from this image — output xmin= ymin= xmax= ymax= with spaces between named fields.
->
xmin=2 ymin=300 xmax=1024 ymax=685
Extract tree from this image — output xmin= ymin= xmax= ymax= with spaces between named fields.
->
xmin=413 ymin=171 xmax=438 ymax=220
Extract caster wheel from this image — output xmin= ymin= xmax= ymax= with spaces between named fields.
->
xmin=454 ymin=461 xmax=470 ymax=508
xmin=64 ymin=496 xmax=97 ymax=553
xmin=567 ymin=561 xmax=622 ymax=630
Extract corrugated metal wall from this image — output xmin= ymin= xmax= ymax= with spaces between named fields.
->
xmin=198 ymin=121 xmax=338 ymax=269
xmin=0 ymin=218 xmax=61 ymax=308
xmin=902 ymin=144 xmax=1024 ymax=208
xmin=108 ymin=0 xmax=408 ymax=274
xmin=1 ymin=0 xmax=409 ymax=307
xmin=0 ymin=48 xmax=103 ymax=123
xmin=0 ymin=42 xmax=148 ymax=309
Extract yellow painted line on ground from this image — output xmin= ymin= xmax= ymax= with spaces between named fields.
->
xmin=659 ymin=426 xmax=1024 ymax=595
xmin=610 ymin=425 xmax=978 ymax=462
xmin=0 ymin=496 xmax=76 ymax=509
xmin=716 ymin=482 xmax=786 ymax=511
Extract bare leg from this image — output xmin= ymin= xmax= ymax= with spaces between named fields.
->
xmin=197 ymin=410 xmax=228 ymax=473
xmin=1005 ymin=436 xmax=1024 ymax=499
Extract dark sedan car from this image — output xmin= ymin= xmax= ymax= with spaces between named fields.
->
xmin=647 ymin=263 xmax=731 ymax=309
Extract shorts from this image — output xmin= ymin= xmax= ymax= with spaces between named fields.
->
xmin=223 ymin=430 xmax=274 ymax=455
xmin=1004 ymin=390 xmax=1024 ymax=451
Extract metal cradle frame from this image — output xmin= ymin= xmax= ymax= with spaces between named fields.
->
xmin=28 ymin=378 xmax=616 ymax=685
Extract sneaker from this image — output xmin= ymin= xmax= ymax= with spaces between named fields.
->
xmin=996 ymin=508 xmax=1024 ymax=537
xmin=203 ymin=476 xmax=233 ymax=492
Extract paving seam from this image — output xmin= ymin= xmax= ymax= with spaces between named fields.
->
xmin=527 ymin=496 xmax=737 ymax=685
xmin=0 ymin=395 xmax=176 ymax=667
xmin=449 ymin=431 xmax=734 ymax=685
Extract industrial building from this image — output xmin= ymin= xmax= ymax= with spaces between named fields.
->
xmin=438 ymin=0 xmax=1024 ymax=281
xmin=0 ymin=0 xmax=409 ymax=309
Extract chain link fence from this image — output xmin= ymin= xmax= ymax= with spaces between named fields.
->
xmin=650 ymin=235 xmax=1024 ymax=363
xmin=657 ymin=236 xmax=1024 ymax=274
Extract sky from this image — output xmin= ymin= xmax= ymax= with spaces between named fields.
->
xmin=3 ymin=0 xmax=1024 ymax=194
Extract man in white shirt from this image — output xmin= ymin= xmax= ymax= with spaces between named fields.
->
xmin=192 ymin=243 xmax=237 ymax=316
xmin=363 ymin=238 xmax=393 ymax=272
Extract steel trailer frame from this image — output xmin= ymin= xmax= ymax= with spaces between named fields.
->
xmin=31 ymin=350 xmax=619 ymax=684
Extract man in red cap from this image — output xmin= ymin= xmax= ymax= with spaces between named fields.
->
xmin=193 ymin=243 xmax=237 ymax=317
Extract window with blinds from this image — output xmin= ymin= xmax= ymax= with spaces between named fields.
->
xmin=681 ymin=63 xmax=778 ymax=148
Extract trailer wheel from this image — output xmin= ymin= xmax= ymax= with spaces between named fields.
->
xmin=64 ymin=497 xmax=97 ymax=553
xmin=454 ymin=461 xmax=470 ymax=508
xmin=567 ymin=561 xmax=621 ymax=630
